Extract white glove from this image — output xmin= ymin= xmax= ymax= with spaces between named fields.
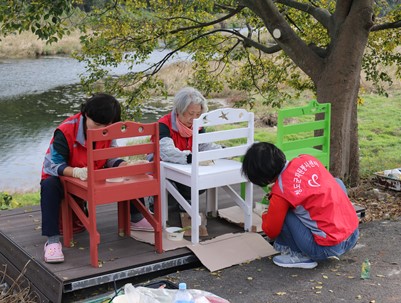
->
xmin=253 ymin=202 xmax=269 ymax=217
xmin=72 ymin=167 xmax=88 ymax=181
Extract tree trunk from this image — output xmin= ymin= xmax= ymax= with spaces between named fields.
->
xmin=314 ymin=3 xmax=374 ymax=186
xmin=247 ymin=0 xmax=374 ymax=186
xmin=316 ymin=78 xmax=360 ymax=186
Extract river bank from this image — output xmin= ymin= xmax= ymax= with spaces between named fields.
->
xmin=0 ymin=31 xmax=82 ymax=59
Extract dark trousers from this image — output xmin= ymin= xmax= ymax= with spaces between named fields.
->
xmin=169 ymin=181 xmax=205 ymax=206
xmin=40 ymin=176 xmax=143 ymax=237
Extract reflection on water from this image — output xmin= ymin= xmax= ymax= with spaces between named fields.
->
xmin=0 ymin=85 xmax=172 ymax=193
xmin=0 ymin=86 xmax=86 ymax=192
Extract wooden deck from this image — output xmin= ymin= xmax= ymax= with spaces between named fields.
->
xmin=0 ymin=185 xmax=265 ymax=303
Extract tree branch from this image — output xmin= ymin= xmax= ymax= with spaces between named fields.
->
xmin=275 ymin=0 xmax=332 ymax=29
xmin=222 ymin=29 xmax=282 ymax=54
xmin=128 ymin=26 xmax=282 ymax=81
xmin=334 ymin=0 xmax=353 ymax=23
xmin=240 ymin=0 xmax=324 ymax=79
xmin=161 ymin=5 xmax=245 ymax=34
xmin=371 ymin=20 xmax=401 ymax=31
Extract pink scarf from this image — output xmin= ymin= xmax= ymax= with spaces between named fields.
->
xmin=176 ymin=115 xmax=193 ymax=138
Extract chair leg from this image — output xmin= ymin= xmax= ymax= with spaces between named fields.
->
xmin=117 ymin=201 xmax=130 ymax=237
xmin=243 ymin=181 xmax=253 ymax=232
xmin=87 ymin=202 xmax=100 ymax=267
xmin=90 ymin=236 xmax=99 ymax=267
xmin=190 ymin=189 xmax=201 ymax=244
xmin=205 ymin=188 xmax=218 ymax=217
xmin=160 ymin=168 xmax=168 ymax=228
xmin=153 ymin=195 xmax=163 ymax=253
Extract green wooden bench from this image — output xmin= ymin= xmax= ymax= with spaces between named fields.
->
xmin=276 ymin=100 xmax=331 ymax=169
xmin=241 ymin=100 xmax=331 ymax=206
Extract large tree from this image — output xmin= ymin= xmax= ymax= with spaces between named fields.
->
xmin=1 ymin=0 xmax=400 ymax=185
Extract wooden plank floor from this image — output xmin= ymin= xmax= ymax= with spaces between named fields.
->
xmin=0 ymin=185 xmax=266 ymax=303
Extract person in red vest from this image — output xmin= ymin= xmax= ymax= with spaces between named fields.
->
xmin=148 ymin=87 xmax=221 ymax=211
xmin=40 ymin=94 xmax=152 ymax=263
xmin=241 ymin=142 xmax=359 ymax=269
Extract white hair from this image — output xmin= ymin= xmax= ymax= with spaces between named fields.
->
xmin=173 ymin=87 xmax=208 ymax=115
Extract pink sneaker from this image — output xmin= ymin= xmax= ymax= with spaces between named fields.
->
xmin=44 ymin=242 xmax=64 ymax=263
xmin=130 ymin=217 xmax=153 ymax=232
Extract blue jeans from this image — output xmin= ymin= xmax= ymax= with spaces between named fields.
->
xmin=273 ymin=178 xmax=359 ymax=261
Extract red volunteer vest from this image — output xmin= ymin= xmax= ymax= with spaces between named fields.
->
xmin=158 ymin=112 xmax=193 ymax=151
xmin=271 ymin=155 xmax=359 ymax=246
xmin=41 ymin=113 xmax=111 ymax=180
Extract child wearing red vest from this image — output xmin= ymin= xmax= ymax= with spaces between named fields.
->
xmin=242 ymin=142 xmax=359 ymax=269
xmin=40 ymin=94 xmax=152 ymax=263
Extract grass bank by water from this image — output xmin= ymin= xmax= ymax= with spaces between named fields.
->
xmin=0 ymin=31 xmax=82 ymax=58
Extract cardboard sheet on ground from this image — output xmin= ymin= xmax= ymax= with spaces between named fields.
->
xmin=130 ymin=230 xmax=191 ymax=251
xmin=187 ymin=232 xmax=277 ymax=272
xmin=218 ymin=205 xmax=263 ymax=232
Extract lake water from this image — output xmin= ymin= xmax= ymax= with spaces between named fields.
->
xmin=0 ymin=51 xmax=189 ymax=193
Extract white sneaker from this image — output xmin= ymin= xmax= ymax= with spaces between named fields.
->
xmin=273 ymin=253 xmax=317 ymax=269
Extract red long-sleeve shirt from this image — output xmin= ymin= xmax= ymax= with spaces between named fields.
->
xmin=261 ymin=195 xmax=290 ymax=240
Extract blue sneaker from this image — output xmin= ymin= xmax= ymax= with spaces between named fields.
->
xmin=273 ymin=253 xmax=318 ymax=269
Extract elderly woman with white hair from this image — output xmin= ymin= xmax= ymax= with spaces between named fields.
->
xmin=149 ymin=86 xmax=221 ymax=209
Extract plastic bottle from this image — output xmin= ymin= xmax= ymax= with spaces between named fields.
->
xmin=361 ymin=258 xmax=371 ymax=279
xmin=173 ymin=282 xmax=194 ymax=303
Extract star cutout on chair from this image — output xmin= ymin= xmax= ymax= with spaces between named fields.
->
xmin=219 ymin=111 xmax=229 ymax=120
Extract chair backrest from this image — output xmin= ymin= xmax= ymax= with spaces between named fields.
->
xmin=276 ymin=100 xmax=331 ymax=169
xmin=191 ymin=108 xmax=254 ymax=170
xmin=86 ymin=121 xmax=160 ymax=202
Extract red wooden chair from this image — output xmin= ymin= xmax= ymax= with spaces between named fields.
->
xmin=60 ymin=121 xmax=162 ymax=267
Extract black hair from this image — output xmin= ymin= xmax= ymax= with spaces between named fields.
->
xmin=241 ymin=142 xmax=286 ymax=187
xmin=81 ymin=93 xmax=121 ymax=124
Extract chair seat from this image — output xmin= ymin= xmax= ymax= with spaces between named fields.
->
xmin=161 ymin=159 xmax=245 ymax=189
xmin=64 ymin=176 xmax=159 ymax=205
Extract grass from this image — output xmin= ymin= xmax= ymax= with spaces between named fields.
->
xmin=357 ymin=91 xmax=401 ymax=177
xmin=0 ymin=192 xmax=40 ymax=209
xmin=13 ymin=192 xmax=41 ymax=207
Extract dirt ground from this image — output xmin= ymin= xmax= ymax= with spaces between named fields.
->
xmin=348 ymin=177 xmax=401 ymax=222
xmin=151 ymin=218 xmax=401 ymax=303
